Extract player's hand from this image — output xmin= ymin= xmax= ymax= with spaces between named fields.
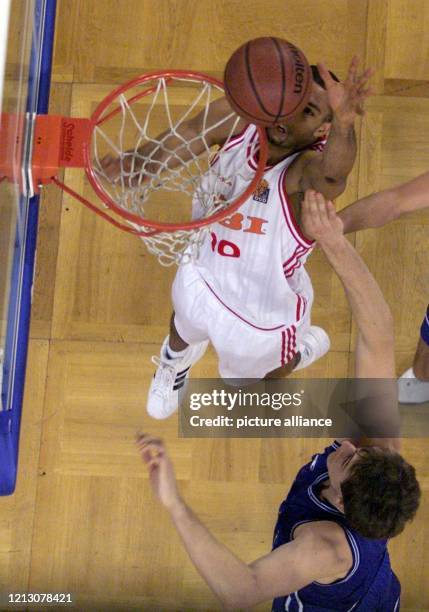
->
xmin=318 ymin=56 xmax=374 ymax=125
xmin=302 ymin=190 xmax=344 ymax=248
xmin=99 ymin=153 xmax=124 ymax=183
xmin=100 ymin=152 xmax=139 ymax=184
xmin=136 ymin=433 xmax=182 ymax=510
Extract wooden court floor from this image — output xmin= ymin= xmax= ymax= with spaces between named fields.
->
xmin=1 ymin=1 xmax=429 ymax=610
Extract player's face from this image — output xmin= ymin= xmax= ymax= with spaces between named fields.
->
xmin=327 ymin=440 xmax=361 ymax=494
xmin=266 ymin=82 xmax=331 ymax=150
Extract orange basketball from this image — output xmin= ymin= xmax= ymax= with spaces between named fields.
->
xmin=224 ymin=37 xmax=312 ymax=126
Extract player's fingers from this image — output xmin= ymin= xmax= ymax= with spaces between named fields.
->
xmin=317 ymin=62 xmax=335 ymax=87
xmin=136 ymin=434 xmax=164 ymax=449
xmin=136 ymin=432 xmax=159 ymax=441
xmin=356 ymin=67 xmax=375 ymax=88
xmin=100 ymin=154 xmax=115 ymax=168
xmin=315 ymin=192 xmax=328 ymax=220
xmin=302 ymin=189 xmax=312 ymax=209
xmin=141 ymin=448 xmax=153 ymax=464
xmin=355 ymin=102 xmax=366 ymax=116
xmin=357 ymin=86 xmax=373 ymax=98
xmin=136 ymin=431 xmax=151 ymax=444
xmin=306 ymin=191 xmax=322 ymax=225
xmin=346 ymin=56 xmax=359 ymax=83
xmin=326 ymin=200 xmax=337 ymax=220
xmin=304 ymin=190 xmax=318 ymax=215
xmin=137 ymin=440 xmax=164 ymax=453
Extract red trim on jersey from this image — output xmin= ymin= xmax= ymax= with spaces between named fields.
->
xmin=247 ymin=128 xmax=271 ymax=171
xmin=245 ymin=126 xmax=276 ymax=172
xmin=291 ymin=326 xmax=297 ymax=361
xmin=283 ymin=244 xmax=309 ymax=278
xmin=295 ymin=295 xmax=308 ymax=321
xmin=281 ymin=330 xmax=286 ymax=366
xmin=283 ymin=244 xmax=307 ymax=268
xmin=285 ymin=262 xmax=303 ymax=278
xmin=210 ymin=124 xmax=251 ymax=167
xmin=209 ymin=153 xmax=220 ymax=168
xmin=287 ymin=326 xmax=297 ymax=362
xmin=296 ymin=295 xmax=302 ymax=321
xmin=223 ymin=125 xmax=249 ymax=152
xmin=203 ymin=280 xmax=286 ymax=331
xmin=279 ymin=166 xmax=314 ymax=248
xmin=281 ymin=326 xmax=297 ymax=367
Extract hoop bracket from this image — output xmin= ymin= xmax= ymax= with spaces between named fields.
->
xmin=0 ymin=70 xmax=270 ymax=266
xmin=31 ymin=115 xmax=90 ymax=191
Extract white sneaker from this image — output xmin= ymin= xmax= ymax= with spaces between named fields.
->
xmin=147 ymin=336 xmax=209 ymax=419
xmin=398 ymin=367 xmax=429 ymax=404
xmin=293 ymin=326 xmax=330 ymax=372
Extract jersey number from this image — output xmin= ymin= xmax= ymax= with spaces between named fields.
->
xmin=210 ymin=232 xmax=240 ymax=258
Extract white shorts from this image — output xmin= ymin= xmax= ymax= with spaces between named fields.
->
xmin=172 ymin=262 xmax=312 ymax=380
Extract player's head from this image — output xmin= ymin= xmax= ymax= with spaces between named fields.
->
xmin=266 ymin=65 xmax=338 ymax=150
xmin=327 ymin=440 xmax=421 ymax=539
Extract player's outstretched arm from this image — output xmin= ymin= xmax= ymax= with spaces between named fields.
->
xmin=136 ymin=434 xmax=349 ymax=610
xmin=302 ymin=191 xmax=400 ymax=450
xmin=101 ymin=97 xmax=245 ymax=182
xmin=339 ymin=170 xmax=429 ymax=234
xmin=300 ymin=57 xmax=374 ymax=200
xmin=302 ymin=190 xmax=394 ymax=379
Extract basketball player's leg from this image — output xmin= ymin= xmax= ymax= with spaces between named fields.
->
xmin=214 ymin=305 xmax=330 ymax=382
xmin=398 ymin=305 xmax=429 ymax=403
xmin=168 ymin=313 xmax=189 ymax=352
xmin=265 ymin=325 xmax=330 ymax=379
xmin=147 ymin=266 xmax=210 ymax=420
xmin=413 ymin=336 xmax=429 ymax=380
xmin=265 ymin=356 xmax=299 ymax=379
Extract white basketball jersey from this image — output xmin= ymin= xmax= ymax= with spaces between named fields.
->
xmin=194 ymin=125 xmax=321 ymax=329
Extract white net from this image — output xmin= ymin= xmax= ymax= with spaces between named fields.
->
xmin=89 ymin=73 xmax=264 ymax=266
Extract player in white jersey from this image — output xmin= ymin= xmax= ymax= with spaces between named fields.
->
xmin=103 ymin=58 xmax=374 ymax=419
xmin=194 ymin=123 xmax=315 ymax=330
xmin=172 ymin=122 xmax=319 ymax=384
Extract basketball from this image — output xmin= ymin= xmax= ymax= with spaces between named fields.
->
xmin=223 ymin=37 xmax=312 ymax=127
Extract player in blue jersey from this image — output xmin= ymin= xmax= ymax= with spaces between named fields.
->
xmin=137 ymin=190 xmax=421 ymax=611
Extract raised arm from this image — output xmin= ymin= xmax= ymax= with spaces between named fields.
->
xmin=302 ymin=190 xmax=400 ymax=449
xmin=299 ymin=58 xmax=374 ymax=200
xmin=302 ymin=190 xmax=394 ymax=379
xmin=339 ymin=170 xmax=429 ymax=234
xmin=137 ymin=434 xmax=349 ymax=610
xmin=101 ymin=96 xmax=246 ymax=181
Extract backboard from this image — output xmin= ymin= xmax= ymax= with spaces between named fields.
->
xmin=0 ymin=0 xmax=56 ymax=495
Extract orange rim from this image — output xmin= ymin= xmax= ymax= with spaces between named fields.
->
xmin=84 ymin=70 xmax=268 ymax=233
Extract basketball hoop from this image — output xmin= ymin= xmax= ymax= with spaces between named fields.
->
xmin=0 ymin=70 xmax=268 ymax=266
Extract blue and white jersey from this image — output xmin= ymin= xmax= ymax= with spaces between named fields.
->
xmin=272 ymin=441 xmax=401 ymax=612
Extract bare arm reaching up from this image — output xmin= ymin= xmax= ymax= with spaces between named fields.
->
xmin=302 ymin=190 xmax=400 ymax=450
xmin=302 ymin=190 xmax=395 ymax=378
xmin=339 ymin=170 xmax=429 ymax=234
